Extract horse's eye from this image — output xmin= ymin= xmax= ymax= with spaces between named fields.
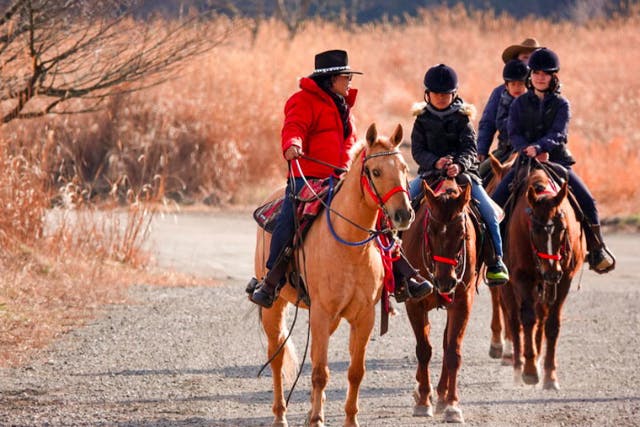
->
xmin=372 ymin=168 xmax=381 ymax=178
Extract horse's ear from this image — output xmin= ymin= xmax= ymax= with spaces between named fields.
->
xmin=553 ymin=181 xmax=569 ymax=206
xmin=389 ymin=124 xmax=403 ymax=148
xmin=489 ymin=153 xmax=502 ymax=177
xmin=366 ymin=123 xmax=377 ymax=146
xmin=526 ymin=185 xmax=538 ymax=207
xmin=424 ymin=182 xmax=437 ymax=207
xmin=460 ymin=183 xmax=472 ymax=205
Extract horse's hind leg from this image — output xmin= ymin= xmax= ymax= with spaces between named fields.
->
xmin=343 ymin=309 xmax=375 ymax=427
xmin=489 ymin=286 xmax=504 ymax=359
xmin=261 ymin=299 xmax=291 ymax=427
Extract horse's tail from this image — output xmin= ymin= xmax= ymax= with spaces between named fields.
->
xmin=257 ymin=306 xmax=300 ymax=387
xmin=281 ymin=324 xmax=299 ymax=386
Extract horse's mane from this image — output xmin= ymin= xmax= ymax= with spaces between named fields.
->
xmin=348 ymin=135 xmax=397 ymax=167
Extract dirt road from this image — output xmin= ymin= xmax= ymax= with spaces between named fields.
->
xmin=1 ymin=211 xmax=639 ymax=426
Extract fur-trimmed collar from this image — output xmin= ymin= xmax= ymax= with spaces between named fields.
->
xmin=412 ymin=97 xmax=476 ymax=120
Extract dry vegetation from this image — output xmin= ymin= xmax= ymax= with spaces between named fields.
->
xmin=1 ymin=8 xmax=639 ymax=366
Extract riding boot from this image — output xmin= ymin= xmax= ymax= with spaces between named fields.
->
xmin=393 ymin=252 xmax=433 ymax=302
xmin=584 ymin=224 xmax=615 ymax=273
xmin=249 ymin=247 xmax=292 ymax=308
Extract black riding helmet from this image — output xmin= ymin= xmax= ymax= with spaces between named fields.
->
xmin=424 ymin=64 xmax=458 ymax=93
xmin=528 ymin=48 xmax=560 ymax=73
xmin=503 ymin=59 xmax=530 ymax=82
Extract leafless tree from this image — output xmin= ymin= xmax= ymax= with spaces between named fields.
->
xmin=0 ymin=0 xmax=233 ymax=124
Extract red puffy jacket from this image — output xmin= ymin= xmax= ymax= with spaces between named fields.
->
xmin=281 ymin=77 xmax=358 ymax=178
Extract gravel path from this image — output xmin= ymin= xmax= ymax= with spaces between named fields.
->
xmin=1 ymin=211 xmax=639 ymax=426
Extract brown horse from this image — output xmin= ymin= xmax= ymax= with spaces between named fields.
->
xmin=255 ymin=123 xmax=414 ymax=427
xmin=500 ymin=164 xmax=585 ymax=389
xmin=485 ymin=153 xmax=516 ymax=363
xmin=402 ymin=178 xmax=479 ymax=423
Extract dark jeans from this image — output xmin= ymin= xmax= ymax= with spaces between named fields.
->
xmin=491 ymin=166 xmax=599 ymax=225
xmin=266 ymin=177 xmax=306 ymax=269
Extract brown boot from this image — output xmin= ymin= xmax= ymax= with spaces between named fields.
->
xmin=585 ymin=224 xmax=615 ymax=273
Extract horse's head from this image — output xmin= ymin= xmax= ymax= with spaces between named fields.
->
xmin=525 ymin=173 xmax=570 ymax=285
xmin=361 ymin=123 xmax=414 ymax=230
xmin=422 ymin=178 xmax=471 ymax=294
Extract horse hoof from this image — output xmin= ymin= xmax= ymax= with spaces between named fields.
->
xmin=522 ymin=372 xmax=539 ymax=385
xmin=513 ymin=367 xmax=523 ymax=385
xmin=272 ymin=420 xmax=288 ymax=427
xmin=544 ymin=380 xmax=560 ymax=390
xmin=443 ymin=405 xmax=465 ymax=423
xmin=489 ymin=342 xmax=503 ymax=359
xmin=413 ymin=404 xmax=434 ymax=417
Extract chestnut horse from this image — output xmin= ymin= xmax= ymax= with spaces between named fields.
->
xmin=255 ymin=123 xmax=413 ymax=427
xmin=485 ymin=153 xmax=516 ymax=363
xmin=402 ymin=178 xmax=479 ymax=423
xmin=500 ymin=163 xmax=585 ymax=389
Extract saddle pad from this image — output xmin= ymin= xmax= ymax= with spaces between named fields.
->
xmin=253 ymin=197 xmax=284 ymax=233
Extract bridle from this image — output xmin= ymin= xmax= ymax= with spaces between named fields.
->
xmin=421 ymin=197 xmax=469 ymax=297
xmin=526 ymin=206 xmax=571 ymax=302
xmin=295 ymin=148 xmax=409 ymax=248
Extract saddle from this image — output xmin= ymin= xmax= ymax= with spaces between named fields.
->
xmin=253 ymin=177 xmax=334 ymax=241
xmin=252 ymin=178 xmax=336 ymax=305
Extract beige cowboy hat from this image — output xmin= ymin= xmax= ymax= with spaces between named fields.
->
xmin=501 ymin=38 xmax=541 ymax=63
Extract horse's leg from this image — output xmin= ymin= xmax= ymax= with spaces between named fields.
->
xmin=543 ymin=281 xmax=570 ymax=390
xmin=520 ymin=292 xmax=540 ymax=385
xmin=438 ymin=294 xmax=473 ymax=423
xmin=405 ymin=301 xmax=433 ymax=417
xmin=489 ymin=286 xmax=504 ymax=359
xmin=534 ymin=302 xmax=547 ymax=370
xmin=308 ymin=306 xmax=335 ymax=427
xmin=343 ymin=309 xmax=375 ymax=427
xmin=438 ymin=290 xmax=475 ymax=423
xmin=500 ymin=287 xmax=514 ymax=365
xmin=260 ymin=299 xmax=292 ymax=427
xmin=502 ymin=281 xmax=523 ymax=381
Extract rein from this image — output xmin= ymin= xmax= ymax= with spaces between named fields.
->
xmin=295 ymin=150 xmax=407 ymax=248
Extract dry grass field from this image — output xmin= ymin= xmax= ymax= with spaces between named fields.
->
xmin=1 ymin=8 xmax=639 ymax=366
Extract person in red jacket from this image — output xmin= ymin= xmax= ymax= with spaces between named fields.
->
xmin=249 ymin=49 xmax=433 ymax=308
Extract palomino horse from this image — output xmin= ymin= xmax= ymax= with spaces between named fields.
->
xmin=485 ymin=153 xmax=516 ymax=363
xmin=402 ymin=178 xmax=479 ymax=423
xmin=500 ymin=163 xmax=584 ymax=389
xmin=255 ymin=123 xmax=413 ymax=427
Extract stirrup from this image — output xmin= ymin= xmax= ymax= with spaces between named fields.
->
xmin=588 ymin=248 xmax=616 ymax=274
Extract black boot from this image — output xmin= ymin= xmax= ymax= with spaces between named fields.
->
xmin=250 ymin=277 xmax=279 ymax=308
xmin=584 ymin=224 xmax=615 ymax=273
xmin=249 ymin=247 xmax=292 ymax=308
xmin=393 ymin=253 xmax=433 ymax=302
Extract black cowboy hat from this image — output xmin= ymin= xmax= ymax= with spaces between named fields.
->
xmin=309 ymin=49 xmax=363 ymax=77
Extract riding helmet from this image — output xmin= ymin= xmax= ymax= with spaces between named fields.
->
xmin=527 ymin=48 xmax=560 ymax=73
xmin=502 ymin=59 xmax=530 ymax=82
xmin=423 ymin=64 xmax=458 ymax=93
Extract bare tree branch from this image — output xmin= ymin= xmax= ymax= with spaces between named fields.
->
xmin=0 ymin=0 xmax=234 ymax=124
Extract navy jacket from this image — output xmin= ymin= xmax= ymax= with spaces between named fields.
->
xmin=508 ymin=89 xmax=575 ymax=167
xmin=477 ymin=84 xmax=505 ymax=156
xmin=411 ymin=97 xmax=481 ymax=184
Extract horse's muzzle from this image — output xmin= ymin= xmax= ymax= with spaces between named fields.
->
xmin=542 ymin=269 xmax=562 ymax=284
xmin=392 ymin=208 xmax=414 ymax=231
